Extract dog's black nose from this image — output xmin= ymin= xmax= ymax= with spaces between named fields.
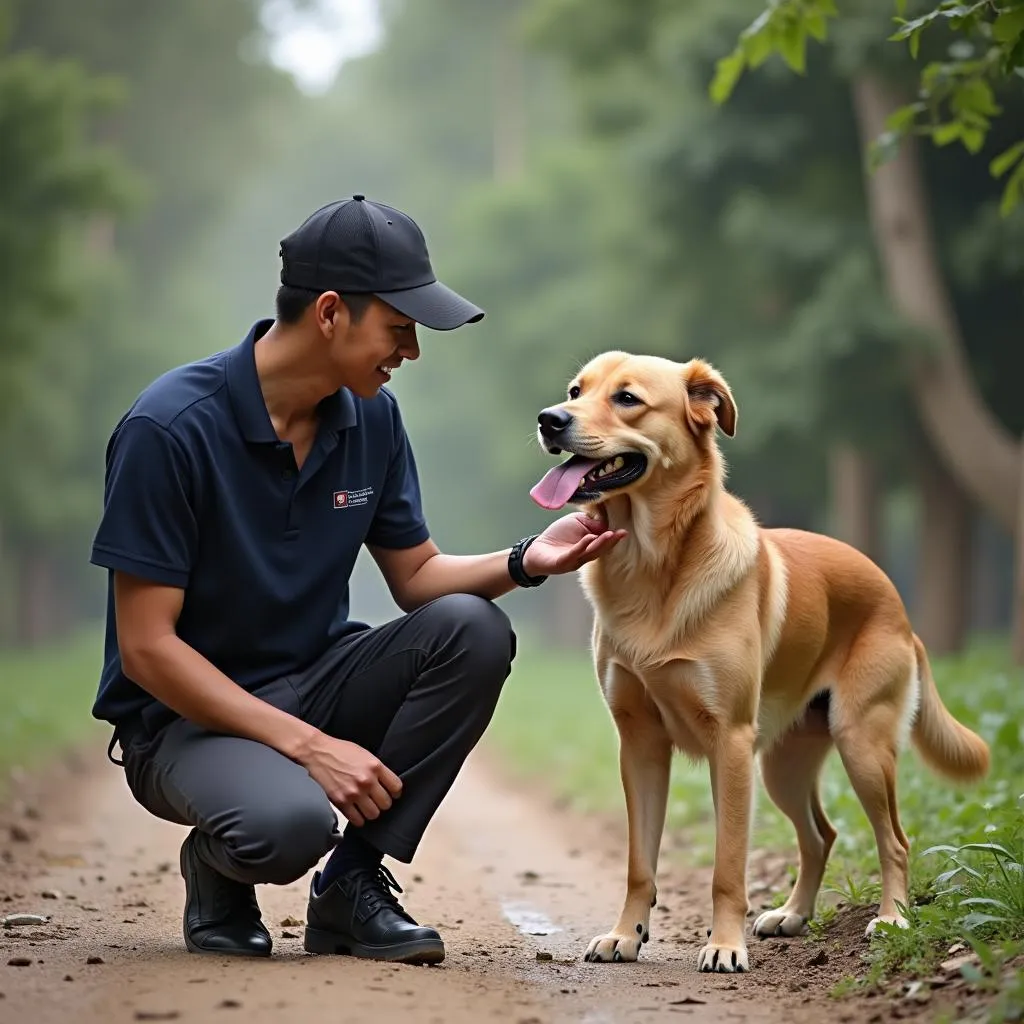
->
xmin=538 ymin=408 xmax=573 ymax=436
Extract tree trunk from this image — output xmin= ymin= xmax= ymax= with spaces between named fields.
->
xmin=850 ymin=73 xmax=1019 ymax=533
xmin=828 ymin=443 xmax=882 ymax=564
xmin=913 ymin=438 xmax=971 ymax=656
xmin=1012 ymin=440 xmax=1024 ymax=664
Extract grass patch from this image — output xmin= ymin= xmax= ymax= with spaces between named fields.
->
xmin=489 ymin=636 xmax=1024 ymax=1002
xmin=0 ymin=627 xmax=106 ymax=798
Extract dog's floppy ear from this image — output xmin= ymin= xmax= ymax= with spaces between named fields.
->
xmin=682 ymin=360 xmax=737 ymax=437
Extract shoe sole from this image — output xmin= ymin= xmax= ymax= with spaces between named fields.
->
xmin=180 ymin=833 xmax=272 ymax=959
xmin=303 ymin=926 xmax=445 ymax=964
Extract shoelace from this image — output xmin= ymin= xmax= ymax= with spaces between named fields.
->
xmin=349 ymin=863 xmax=413 ymax=924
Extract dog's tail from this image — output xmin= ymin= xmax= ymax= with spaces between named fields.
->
xmin=910 ymin=633 xmax=989 ymax=783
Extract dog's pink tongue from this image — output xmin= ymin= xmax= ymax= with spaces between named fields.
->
xmin=530 ymin=455 xmax=603 ymax=510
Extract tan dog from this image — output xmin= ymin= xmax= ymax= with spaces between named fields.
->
xmin=530 ymin=352 xmax=989 ymax=974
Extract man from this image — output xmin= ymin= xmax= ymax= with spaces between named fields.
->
xmin=90 ymin=195 xmax=625 ymax=966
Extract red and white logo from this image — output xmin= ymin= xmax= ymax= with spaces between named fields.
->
xmin=333 ymin=485 xmax=373 ymax=509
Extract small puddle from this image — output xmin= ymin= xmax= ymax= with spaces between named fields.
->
xmin=501 ymin=900 xmax=563 ymax=937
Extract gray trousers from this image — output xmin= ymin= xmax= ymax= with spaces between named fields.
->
xmin=116 ymin=595 xmax=515 ymax=886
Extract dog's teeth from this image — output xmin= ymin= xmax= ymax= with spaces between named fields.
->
xmin=613 ymin=456 xmax=625 ymax=470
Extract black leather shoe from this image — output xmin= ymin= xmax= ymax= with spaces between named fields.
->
xmin=179 ymin=828 xmax=272 ymax=958
xmin=303 ymin=862 xmax=444 ymax=964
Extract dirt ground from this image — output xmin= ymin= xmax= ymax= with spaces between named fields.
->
xmin=0 ymin=741 xmax=983 ymax=1024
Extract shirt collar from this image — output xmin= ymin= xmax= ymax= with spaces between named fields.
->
xmin=226 ymin=319 xmax=357 ymax=443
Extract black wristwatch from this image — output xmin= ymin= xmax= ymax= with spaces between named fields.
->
xmin=508 ymin=535 xmax=548 ymax=588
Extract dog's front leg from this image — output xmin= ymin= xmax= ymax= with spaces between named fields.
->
xmin=700 ymin=723 xmax=756 ymax=973
xmin=586 ymin=663 xmax=671 ymax=964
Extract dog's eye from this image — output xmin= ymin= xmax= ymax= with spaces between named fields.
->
xmin=613 ymin=391 xmax=642 ymax=407
xmin=568 ymin=385 xmax=581 ymax=400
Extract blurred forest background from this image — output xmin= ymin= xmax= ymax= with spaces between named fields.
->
xmin=2 ymin=0 xmax=1024 ymax=664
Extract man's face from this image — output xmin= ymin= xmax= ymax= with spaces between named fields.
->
xmin=319 ymin=294 xmax=421 ymax=399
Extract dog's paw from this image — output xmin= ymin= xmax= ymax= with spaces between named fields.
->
xmin=752 ymin=908 xmax=809 ymax=939
xmin=865 ymin=914 xmax=909 ymax=937
xmin=584 ymin=927 xmax=647 ymax=963
xmin=697 ymin=941 xmax=748 ymax=973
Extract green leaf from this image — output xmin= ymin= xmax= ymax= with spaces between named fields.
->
xmin=709 ymin=48 xmax=746 ymax=105
xmin=962 ymin=911 xmax=1008 ymax=930
xmin=742 ymin=25 xmax=777 ymax=69
xmin=952 ymin=78 xmax=1000 ymax=118
xmin=990 ymin=140 xmax=1024 ymax=178
xmin=998 ymin=168 xmax=1022 ymax=215
xmin=932 ymin=121 xmax=964 ymax=145
xmin=778 ymin=19 xmax=808 ymax=74
xmin=993 ymin=6 xmax=1024 ymax=44
xmin=885 ymin=101 xmax=925 ymax=133
xmin=806 ymin=12 xmax=828 ymax=42
xmin=962 ymin=125 xmax=985 ymax=153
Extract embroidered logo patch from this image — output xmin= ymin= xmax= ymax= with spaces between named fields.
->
xmin=333 ymin=487 xmax=373 ymax=509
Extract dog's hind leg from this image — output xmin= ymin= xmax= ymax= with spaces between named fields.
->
xmin=585 ymin=663 xmax=671 ymax=964
xmin=753 ymin=703 xmax=836 ymax=938
xmin=831 ymin=639 xmax=914 ymax=937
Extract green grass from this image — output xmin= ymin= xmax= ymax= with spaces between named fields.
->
xmin=489 ymin=637 xmax=1024 ymax=1007
xmin=0 ymin=627 xmax=107 ymax=796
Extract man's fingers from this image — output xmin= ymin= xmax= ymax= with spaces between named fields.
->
xmin=340 ymin=801 xmax=366 ymax=828
xmin=378 ymin=764 xmax=403 ymax=798
xmin=368 ymin=781 xmax=393 ymax=813
xmin=356 ymin=793 xmax=381 ymax=821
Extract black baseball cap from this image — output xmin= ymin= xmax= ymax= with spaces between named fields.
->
xmin=278 ymin=195 xmax=485 ymax=331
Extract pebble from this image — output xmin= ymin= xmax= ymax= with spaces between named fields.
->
xmin=536 ymin=951 xmax=553 ymax=961
xmin=2 ymin=914 xmax=49 ymax=927
xmin=6 ymin=957 xmax=32 ymax=967
xmin=86 ymin=955 xmax=105 ymax=965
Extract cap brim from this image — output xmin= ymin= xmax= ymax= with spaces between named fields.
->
xmin=375 ymin=280 xmax=484 ymax=331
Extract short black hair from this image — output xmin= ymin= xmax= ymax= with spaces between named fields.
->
xmin=275 ymin=285 xmax=374 ymax=326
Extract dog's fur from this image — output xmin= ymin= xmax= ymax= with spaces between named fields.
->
xmin=534 ymin=352 xmax=990 ymax=974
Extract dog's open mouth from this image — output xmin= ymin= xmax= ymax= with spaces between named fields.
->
xmin=530 ymin=452 xmax=648 ymax=510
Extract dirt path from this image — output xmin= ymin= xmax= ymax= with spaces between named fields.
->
xmin=1 ymin=742 xmax=934 ymax=1024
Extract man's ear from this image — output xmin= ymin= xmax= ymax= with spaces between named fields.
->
xmin=682 ymin=360 xmax=737 ymax=437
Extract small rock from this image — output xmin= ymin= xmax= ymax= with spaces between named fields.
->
xmin=281 ymin=930 xmax=298 ymax=939
xmin=2 ymin=914 xmax=49 ymax=927
xmin=134 ymin=1013 xmax=180 ymax=1021
xmin=86 ymin=955 xmax=105 ymax=965
xmin=947 ymin=942 xmax=966 ymax=955
xmin=279 ymin=916 xmax=303 ymax=927
xmin=412 ymin=874 xmax=423 ymax=883
xmin=806 ymin=949 xmax=828 ymax=967
xmin=64 ymin=975 xmax=73 ymax=981
xmin=520 ymin=870 xmax=540 ymax=882
xmin=218 ymin=1000 xmax=241 ymax=1009
xmin=7 ymin=957 xmax=32 ymax=967
xmin=940 ymin=953 xmax=977 ymax=974
xmin=536 ymin=951 xmax=553 ymax=961
xmin=40 ymin=890 xmax=60 ymax=900
xmin=9 ymin=825 xmax=31 ymax=843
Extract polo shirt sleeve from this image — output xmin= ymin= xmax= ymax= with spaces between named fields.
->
xmin=366 ymin=399 xmax=430 ymax=550
xmin=90 ymin=416 xmax=198 ymax=589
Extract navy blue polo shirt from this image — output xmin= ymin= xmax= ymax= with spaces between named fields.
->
xmin=90 ymin=319 xmax=429 ymax=725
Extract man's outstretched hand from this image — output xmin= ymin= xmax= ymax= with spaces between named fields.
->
xmin=522 ymin=512 xmax=626 ymax=577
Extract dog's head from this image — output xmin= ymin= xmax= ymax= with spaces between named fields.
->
xmin=530 ymin=351 xmax=736 ymax=511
